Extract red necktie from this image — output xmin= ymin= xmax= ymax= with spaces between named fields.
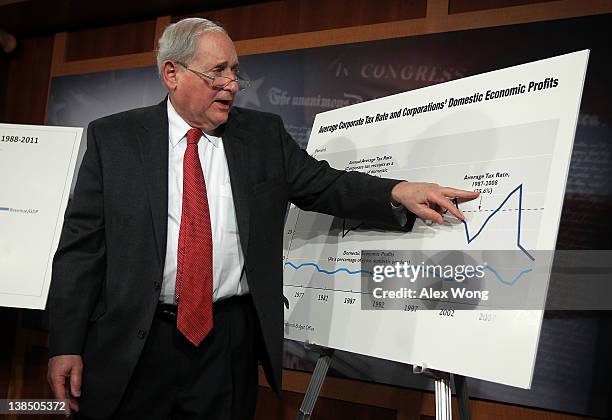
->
xmin=176 ymin=127 xmax=213 ymax=346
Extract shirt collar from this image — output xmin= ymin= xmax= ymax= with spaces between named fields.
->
xmin=167 ymin=99 xmax=220 ymax=149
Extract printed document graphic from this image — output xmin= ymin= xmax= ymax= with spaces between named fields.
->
xmin=283 ymin=51 xmax=589 ymax=388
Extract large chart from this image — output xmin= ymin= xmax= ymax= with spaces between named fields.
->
xmin=0 ymin=124 xmax=82 ymax=309
xmin=283 ymin=51 xmax=588 ymax=388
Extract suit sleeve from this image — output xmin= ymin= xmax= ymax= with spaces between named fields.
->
xmin=47 ymin=122 xmax=106 ymax=357
xmin=277 ymin=116 xmax=416 ymax=229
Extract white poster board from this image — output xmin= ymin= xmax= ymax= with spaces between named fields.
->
xmin=283 ymin=51 xmax=589 ymax=388
xmin=0 ymin=124 xmax=82 ymax=309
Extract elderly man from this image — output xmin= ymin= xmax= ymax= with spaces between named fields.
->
xmin=47 ymin=17 xmax=477 ymax=420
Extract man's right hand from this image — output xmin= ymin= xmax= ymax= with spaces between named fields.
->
xmin=47 ymin=355 xmax=83 ymax=415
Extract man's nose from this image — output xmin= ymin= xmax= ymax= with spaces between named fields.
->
xmin=224 ymin=79 xmax=240 ymax=94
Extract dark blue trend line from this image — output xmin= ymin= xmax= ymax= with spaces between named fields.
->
xmin=284 ymin=261 xmax=372 ymax=276
xmin=456 ymin=184 xmax=535 ymax=261
xmin=0 ymin=207 xmax=9 ymax=211
xmin=342 ymin=219 xmax=363 ymax=238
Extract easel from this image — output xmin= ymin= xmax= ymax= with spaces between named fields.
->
xmin=296 ymin=345 xmax=334 ymax=420
xmin=413 ymin=364 xmax=472 ymax=420
xmin=296 ymin=347 xmax=472 ymax=420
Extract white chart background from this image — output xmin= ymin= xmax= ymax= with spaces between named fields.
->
xmin=283 ymin=51 xmax=588 ymax=388
xmin=0 ymin=124 xmax=81 ymax=309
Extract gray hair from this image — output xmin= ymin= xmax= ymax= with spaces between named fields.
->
xmin=156 ymin=18 xmax=227 ymax=78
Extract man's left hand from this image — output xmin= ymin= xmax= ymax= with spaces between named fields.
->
xmin=391 ymin=181 xmax=479 ymax=224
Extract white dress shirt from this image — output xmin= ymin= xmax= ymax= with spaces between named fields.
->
xmin=160 ymin=99 xmax=248 ymax=304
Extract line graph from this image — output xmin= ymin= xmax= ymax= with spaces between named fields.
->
xmin=284 ymin=261 xmax=371 ymax=276
xmin=283 ymin=182 xmax=538 ymax=287
xmin=342 ymin=219 xmax=363 ymax=238
xmin=282 ymin=51 xmax=586 ymax=389
xmin=483 ymin=265 xmax=533 ymax=286
xmin=285 ymin=182 xmax=538 ymax=266
xmin=455 ymin=184 xmax=535 ymax=261
xmin=284 ymin=260 xmax=533 ymax=287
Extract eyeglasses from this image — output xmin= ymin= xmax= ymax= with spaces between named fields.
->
xmin=175 ymin=61 xmax=250 ymax=91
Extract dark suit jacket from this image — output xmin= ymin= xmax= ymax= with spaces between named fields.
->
xmin=48 ymin=99 xmax=413 ymax=417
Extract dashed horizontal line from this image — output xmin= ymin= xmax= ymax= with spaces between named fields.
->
xmin=462 ymin=207 xmax=545 ymax=213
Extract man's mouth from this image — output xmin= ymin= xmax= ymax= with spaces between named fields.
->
xmin=215 ymin=99 xmax=232 ymax=108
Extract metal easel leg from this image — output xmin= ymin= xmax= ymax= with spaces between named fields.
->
xmin=434 ymin=373 xmax=452 ymax=420
xmin=453 ymin=374 xmax=472 ymax=420
xmin=296 ymin=358 xmax=471 ymax=420
xmin=296 ymin=348 xmax=335 ymax=420
xmin=415 ymin=365 xmax=468 ymax=420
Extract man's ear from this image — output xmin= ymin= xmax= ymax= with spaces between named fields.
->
xmin=162 ymin=61 xmax=179 ymax=91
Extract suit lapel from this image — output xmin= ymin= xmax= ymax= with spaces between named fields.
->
xmin=136 ymin=100 xmax=169 ymax=266
xmin=222 ymin=110 xmax=251 ymax=256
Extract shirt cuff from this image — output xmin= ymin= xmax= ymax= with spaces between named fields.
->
xmin=390 ymin=201 xmax=408 ymax=227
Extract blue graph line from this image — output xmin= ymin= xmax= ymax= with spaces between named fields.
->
xmin=285 ymin=261 xmax=532 ymax=286
xmin=434 ymin=266 xmax=533 ymax=286
xmin=483 ymin=265 xmax=533 ymax=286
xmin=0 ymin=207 xmax=9 ymax=211
xmin=285 ymin=185 xmax=537 ymax=285
xmin=457 ymin=184 xmax=535 ymax=261
xmin=284 ymin=261 xmax=372 ymax=276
